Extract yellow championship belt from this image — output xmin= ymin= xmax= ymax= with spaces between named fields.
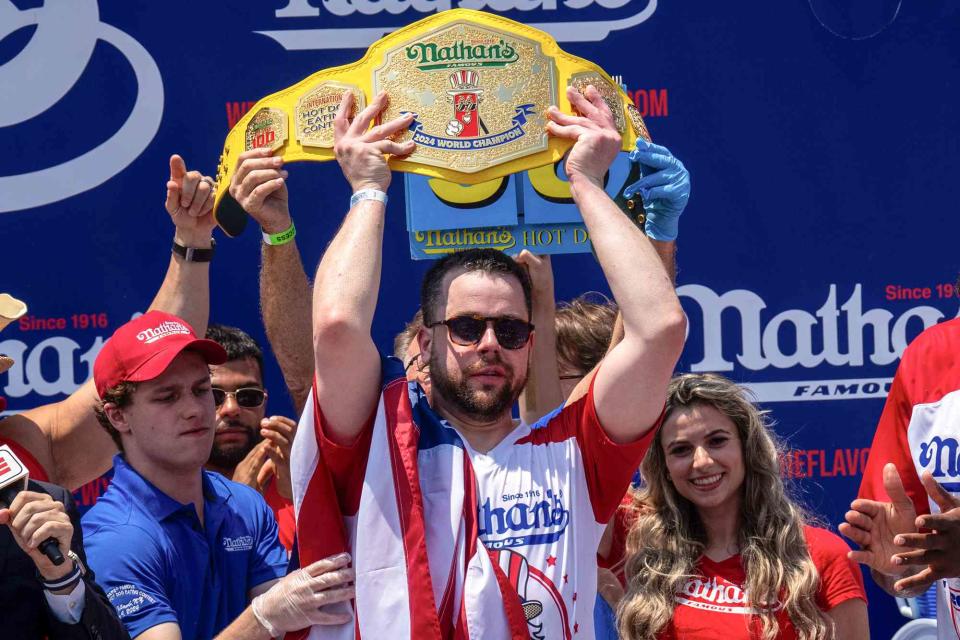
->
xmin=213 ymin=8 xmax=650 ymax=236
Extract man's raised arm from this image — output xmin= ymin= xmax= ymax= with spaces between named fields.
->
xmin=228 ymin=147 xmax=314 ymax=415
xmin=312 ymin=92 xmax=416 ymax=444
xmin=5 ymin=155 xmax=217 ymax=489
xmin=546 ymin=86 xmax=686 ymax=443
xmin=147 ymin=154 xmax=217 ymax=334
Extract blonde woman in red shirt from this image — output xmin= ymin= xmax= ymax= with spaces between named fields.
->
xmin=618 ymin=373 xmax=869 ymax=639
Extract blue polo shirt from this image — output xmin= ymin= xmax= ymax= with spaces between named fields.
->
xmin=82 ymin=455 xmax=287 ymax=639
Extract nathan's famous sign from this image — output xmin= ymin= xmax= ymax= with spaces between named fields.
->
xmin=259 ymin=0 xmax=658 ymax=51
xmin=213 ymin=9 xmax=648 ymax=240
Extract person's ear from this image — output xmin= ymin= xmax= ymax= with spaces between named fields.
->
xmin=417 ymin=326 xmax=433 ymax=366
xmin=103 ymin=402 xmax=131 ymax=435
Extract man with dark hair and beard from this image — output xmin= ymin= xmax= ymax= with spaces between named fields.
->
xmin=290 ymin=86 xmax=686 ymax=639
xmin=204 ymin=324 xmax=297 ymax=552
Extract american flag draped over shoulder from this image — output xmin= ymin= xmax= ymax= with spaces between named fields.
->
xmin=288 ymin=358 xmax=530 ymax=640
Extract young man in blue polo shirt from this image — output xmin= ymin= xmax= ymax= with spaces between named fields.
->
xmin=82 ymin=311 xmax=355 ymax=640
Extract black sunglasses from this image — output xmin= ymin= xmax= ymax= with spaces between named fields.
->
xmin=211 ymin=387 xmax=266 ymax=408
xmin=427 ymin=315 xmax=534 ymax=350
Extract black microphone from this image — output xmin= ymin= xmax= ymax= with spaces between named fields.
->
xmin=0 ymin=445 xmax=65 ymax=565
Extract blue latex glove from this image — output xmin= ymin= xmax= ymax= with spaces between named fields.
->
xmin=624 ymin=139 xmax=690 ymax=242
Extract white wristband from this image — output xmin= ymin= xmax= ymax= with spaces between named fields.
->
xmin=350 ymin=189 xmax=388 ymax=209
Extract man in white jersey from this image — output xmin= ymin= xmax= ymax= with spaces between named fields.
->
xmin=841 ymin=316 xmax=960 ymax=637
xmin=298 ymin=85 xmax=685 ymax=639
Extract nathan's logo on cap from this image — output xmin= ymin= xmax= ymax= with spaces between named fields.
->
xmin=136 ymin=320 xmax=192 ymax=344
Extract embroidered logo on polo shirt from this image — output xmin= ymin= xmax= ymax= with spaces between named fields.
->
xmin=107 ymin=584 xmax=159 ymax=618
xmin=222 ymin=535 xmax=255 ymax=552
xmin=136 ymin=321 xmax=191 ymax=344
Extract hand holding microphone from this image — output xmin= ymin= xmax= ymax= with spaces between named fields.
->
xmin=0 ymin=445 xmax=72 ymax=580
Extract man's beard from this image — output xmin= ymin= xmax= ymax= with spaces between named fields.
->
xmin=429 ymin=351 xmax=526 ymax=422
xmin=207 ymin=421 xmax=262 ymax=468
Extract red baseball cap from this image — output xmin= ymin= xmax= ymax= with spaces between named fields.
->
xmin=94 ymin=311 xmax=227 ymax=397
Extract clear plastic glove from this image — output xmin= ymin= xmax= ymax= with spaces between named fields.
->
xmin=624 ymin=139 xmax=690 ymax=242
xmin=252 ymin=553 xmax=355 ymax=636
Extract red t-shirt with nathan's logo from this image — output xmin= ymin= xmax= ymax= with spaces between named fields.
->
xmin=658 ymin=526 xmax=865 ymax=639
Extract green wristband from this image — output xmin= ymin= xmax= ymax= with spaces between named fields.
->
xmin=262 ymin=221 xmax=296 ymax=246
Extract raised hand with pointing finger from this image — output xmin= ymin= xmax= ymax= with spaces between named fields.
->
xmin=165 ymin=154 xmax=217 ymax=247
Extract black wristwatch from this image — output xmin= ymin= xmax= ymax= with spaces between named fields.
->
xmin=172 ymin=238 xmax=216 ymax=263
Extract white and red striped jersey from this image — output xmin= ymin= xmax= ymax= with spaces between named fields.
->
xmin=290 ymin=357 xmax=656 ymax=640
xmin=859 ymin=317 xmax=960 ymax=638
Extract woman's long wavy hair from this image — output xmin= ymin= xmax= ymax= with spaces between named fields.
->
xmin=617 ymin=373 xmax=831 ymax=640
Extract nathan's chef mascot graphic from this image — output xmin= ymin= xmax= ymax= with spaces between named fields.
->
xmin=493 ymin=548 xmax=570 ymax=640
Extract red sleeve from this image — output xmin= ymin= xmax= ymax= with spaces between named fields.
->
xmin=535 ymin=373 xmax=660 ymax=523
xmin=857 ymin=353 xmax=928 ymax=517
xmin=263 ymin=478 xmax=296 ymax=552
xmin=597 ymin=494 xmax=639 ymax=586
xmin=313 ymin=382 xmax=376 ymax=516
xmin=805 ymin=526 xmax=867 ymax=610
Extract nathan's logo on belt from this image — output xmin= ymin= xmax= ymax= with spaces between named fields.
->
xmin=222 ymin=535 xmax=255 ymax=552
xmin=478 ymin=489 xmax=569 ymax=549
xmin=405 ymin=39 xmax=519 ymax=71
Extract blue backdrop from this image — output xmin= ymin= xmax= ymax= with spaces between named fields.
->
xmin=3 ymin=1 xmax=959 ymax=636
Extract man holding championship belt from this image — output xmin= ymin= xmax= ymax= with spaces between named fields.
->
xmin=289 ymin=83 xmax=685 ymax=639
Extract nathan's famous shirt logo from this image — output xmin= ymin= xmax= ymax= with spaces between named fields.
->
xmin=919 ymin=436 xmax=960 ymax=479
xmin=478 ymin=489 xmax=569 ymax=549
xmin=222 ymin=535 xmax=255 ymax=552
xmin=918 ymin=435 xmax=960 ymax=494
xmin=405 ymin=39 xmax=519 ymax=70
xmin=676 ymin=575 xmax=778 ymax=615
